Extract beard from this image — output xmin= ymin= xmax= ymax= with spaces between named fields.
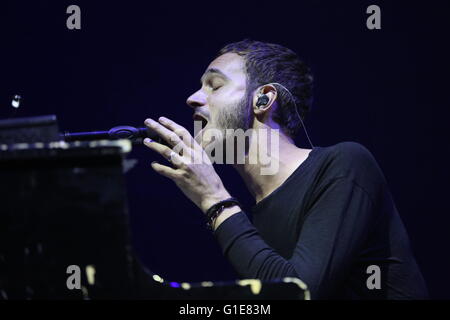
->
xmin=215 ymin=90 xmax=253 ymax=133
xmin=205 ymin=91 xmax=254 ymax=163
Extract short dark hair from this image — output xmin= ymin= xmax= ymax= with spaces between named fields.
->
xmin=217 ymin=39 xmax=313 ymax=137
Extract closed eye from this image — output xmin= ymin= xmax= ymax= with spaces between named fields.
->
xmin=209 ymin=80 xmax=224 ymax=92
xmin=204 ymin=76 xmax=225 ymax=92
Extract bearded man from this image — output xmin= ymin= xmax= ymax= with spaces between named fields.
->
xmin=143 ymin=40 xmax=428 ymax=299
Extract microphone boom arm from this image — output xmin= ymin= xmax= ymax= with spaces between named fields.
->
xmin=62 ymin=125 xmax=161 ymax=144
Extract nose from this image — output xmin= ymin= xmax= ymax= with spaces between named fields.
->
xmin=186 ymin=89 xmax=207 ymax=109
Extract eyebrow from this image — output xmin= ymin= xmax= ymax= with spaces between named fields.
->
xmin=200 ymin=68 xmax=229 ymax=84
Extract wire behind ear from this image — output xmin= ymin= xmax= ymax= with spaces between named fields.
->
xmin=270 ymin=82 xmax=314 ymax=148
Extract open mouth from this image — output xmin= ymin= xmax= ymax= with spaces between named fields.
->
xmin=193 ymin=113 xmax=209 ymax=130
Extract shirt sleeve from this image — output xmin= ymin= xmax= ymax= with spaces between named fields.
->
xmin=214 ymin=177 xmax=375 ymax=299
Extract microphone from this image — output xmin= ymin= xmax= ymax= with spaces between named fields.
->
xmin=62 ymin=125 xmax=167 ymax=145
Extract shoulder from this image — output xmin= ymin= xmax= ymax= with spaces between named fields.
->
xmin=329 ymin=141 xmax=376 ymax=168
xmin=315 ymin=141 xmax=386 ymax=186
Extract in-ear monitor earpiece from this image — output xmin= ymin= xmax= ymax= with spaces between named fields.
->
xmin=255 ymin=83 xmax=315 ymax=148
xmin=256 ymin=93 xmax=270 ymax=107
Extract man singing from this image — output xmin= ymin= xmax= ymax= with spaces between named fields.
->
xmin=142 ymin=40 xmax=428 ymax=299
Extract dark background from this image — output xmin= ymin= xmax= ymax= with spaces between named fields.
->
xmin=1 ymin=1 xmax=449 ymax=298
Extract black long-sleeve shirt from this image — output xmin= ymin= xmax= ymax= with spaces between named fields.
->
xmin=214 ymin=142 xmax=428 ymax=299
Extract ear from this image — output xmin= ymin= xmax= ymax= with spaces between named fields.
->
xmin=252 ymin=84 xmax=277 ymax=116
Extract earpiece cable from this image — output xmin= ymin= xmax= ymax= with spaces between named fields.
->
xmin=270 ymin=82 xmax=315 ymax=149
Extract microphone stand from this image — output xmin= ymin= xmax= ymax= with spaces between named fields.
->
xmin=62 ymin=125 xmax=164 ymax=145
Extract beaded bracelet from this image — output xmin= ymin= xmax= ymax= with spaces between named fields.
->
xmin=205 ymin=197 xmax=241 ymax=230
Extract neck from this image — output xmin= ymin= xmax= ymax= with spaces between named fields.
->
xmin=232 ymin=129 xmax=313 ymax=203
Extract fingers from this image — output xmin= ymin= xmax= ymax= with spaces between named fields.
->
xmin=144 ymin=118 xmax=186 ymax=149
xmin=150 ymin=117 xmax=201 ymax=151
xmin=150 ymin=161 xmax=179 ymax=180
xmin=144 ymin=139 xmax=186 ymax=167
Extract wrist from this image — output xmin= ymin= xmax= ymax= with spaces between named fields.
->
xmin=205 ymin=197 xmax=241 ymax=231
xmin=212 ymin=205 xmax=241 ymax=231
xmin=200 ymin=191 xmax=231 ymax=214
